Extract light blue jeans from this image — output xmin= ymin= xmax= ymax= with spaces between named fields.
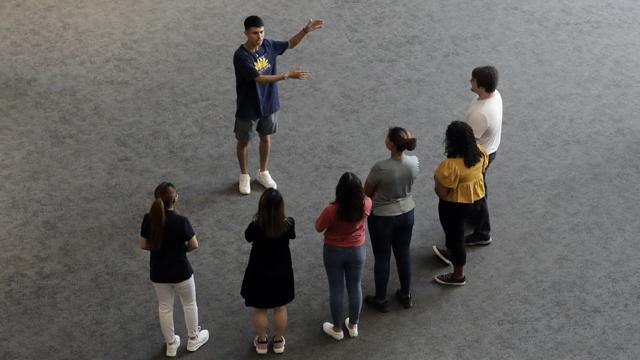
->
xmin=323 ymin=244 xmax=366 ymax=326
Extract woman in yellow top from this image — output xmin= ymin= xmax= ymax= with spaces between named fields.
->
xmin=432 ymin=121 xmax=490 ymax=286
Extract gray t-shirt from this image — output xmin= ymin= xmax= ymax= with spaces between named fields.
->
xmin=365 ymin=155 xmax=419 ymax=216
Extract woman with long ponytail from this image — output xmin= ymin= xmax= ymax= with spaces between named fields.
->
xmin=139 ymin=182 xmax=209 ymax=357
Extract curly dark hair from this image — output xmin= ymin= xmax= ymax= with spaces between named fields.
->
xmin=335 ymin=172 xmax=365 ymax=222
xmin=445 ymin=121 xmax=482 ymax=168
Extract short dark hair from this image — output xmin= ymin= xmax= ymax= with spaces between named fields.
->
xmin=244 ymin=15 xmax=264 ymax=30
xmin=472 ymin=66 xmax=499 ymax=93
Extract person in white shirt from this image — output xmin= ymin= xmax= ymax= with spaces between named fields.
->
xmin=464 ymin=65 xmax=502 ymax=246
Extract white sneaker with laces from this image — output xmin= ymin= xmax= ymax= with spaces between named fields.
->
xmin=256 ymin=170 xmax=277 ymax=189
xmin=239 ymin=174 xmax=251 ymax=195
xmin=186 ymin=328 xmax=209 ymax=352
xmin=345 ymin=318 xmax=358 ymax=337
xmin=322 ymin=322 xmax=344 ymax=340
xmin=166 ymin=335 xmax=180 ymax=357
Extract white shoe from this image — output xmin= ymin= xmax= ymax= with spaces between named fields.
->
xmin=186 ymin=328 xmax=209 ymax=352
xmin=239 ymin=174 xmax=251 ymax=195
xmin=166 ymin=335 xmax=180 ymax=357
xmin=322 ymin=322 xmax=344 ymax=340
xmin=345 ymin=318 xmax=358 ymax=337
xmin=256 ymin=170 xmax=277 ymax=189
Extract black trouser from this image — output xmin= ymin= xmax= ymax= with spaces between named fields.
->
xmin=468 ymin=152 xmax=496 ymax=238
xmin=439 ymin=198 xmax=489 ymax=266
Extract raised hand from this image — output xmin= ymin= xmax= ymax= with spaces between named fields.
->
xmin=303 ymin=19 xmax=325 ymax=33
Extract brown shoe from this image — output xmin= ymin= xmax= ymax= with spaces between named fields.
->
xmin=434 ymin=272 xmax=466 ymax=286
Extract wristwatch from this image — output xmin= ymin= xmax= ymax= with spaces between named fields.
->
xmin=282 ymin=73 xmax=289 ymax=80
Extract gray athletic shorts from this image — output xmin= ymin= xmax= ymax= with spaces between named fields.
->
xmin=234 ymin=114 xmax=277 ymax=142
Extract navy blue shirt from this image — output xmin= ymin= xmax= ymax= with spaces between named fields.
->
xmin=234 ymin=39 xmax=289 ymax=119
xmin=141 ymin=210 xmax=195 ymax=283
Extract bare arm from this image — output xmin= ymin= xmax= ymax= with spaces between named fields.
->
xmin=139 ymin=236 xmax=150 ymax=251
xmin=255 ymin=69 xmax=309 ymax=83
xmin=186 ymin=236 xmax=199 ymax=252
xmin=288 ymin=19 xmax=324 ymax=49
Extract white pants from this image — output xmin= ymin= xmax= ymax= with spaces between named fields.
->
xmin=152 ymin=275 xmax=198 ymax=343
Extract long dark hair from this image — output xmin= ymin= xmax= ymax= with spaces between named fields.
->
xmin=445 ymin=121 xmax=482 ymax=168
xmin=335 ymin=172 xmax=365 ymax=222
xmin=149 ymin=182 xmax=177 ymax=250
xmin=388 ymin=127 xmax=417 ymax=152
xmin=256 ymin=188 xmax=288 ymax=238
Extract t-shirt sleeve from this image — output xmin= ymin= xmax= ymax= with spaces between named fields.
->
xmin=365 ymin=163 xmax=381 ymax=189
xmin=409 ymin=155 xmax=420 ymax=178
xmin=140 ymin=214 xmax=150 ymax=238
xmin=234 ymin=51 xmax=260 ymax=81
xmin=182 ymin=218 xmax=195 ymax=242
xmin=435 ymin=160 xmax=459 ymax=189
xmin=272 ymin=39 xmax=289 ymax=55
xmin=286 ymin=217 xmax=296 ymax=239
xmin=467 ymin=111 xmax=489 ymax=139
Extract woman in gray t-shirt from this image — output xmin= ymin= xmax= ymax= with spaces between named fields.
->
xmin=363 ymin=127 xmax=419 ymax=312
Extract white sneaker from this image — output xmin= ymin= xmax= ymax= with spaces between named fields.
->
xmin=239 ymin=174 xmax=251 ymax=195
xmin=345 ymin=318 xmax=358 ymax=337
xmin=166 ymin=335 xmax=180 ymax=357
xmin=186 ymin=328 xmax=209 ymax=352
xmin=256 ymin=170 xmax=277 ymax=189
xmin=322 ymin=322 xmax=344 ymax=340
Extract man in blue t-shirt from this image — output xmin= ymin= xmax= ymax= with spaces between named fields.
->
xmin=233 ymin=15 xmax=324 ymax=195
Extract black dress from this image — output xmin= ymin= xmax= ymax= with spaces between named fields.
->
xmin=241 ymin=217 xmax=296 ymax=308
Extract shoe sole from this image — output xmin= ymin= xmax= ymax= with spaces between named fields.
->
xmin=187 ymin=341 xmax=208 ymax=352
xmin=432 ymin=245 xmax=452 ymax=265
xmin=323 ymin=323 xmax=344 ymax=340
xmin=434 ymin=276 xmax=466 ymax=286
xmin=465 ymin=238 xmax=493 ymax=246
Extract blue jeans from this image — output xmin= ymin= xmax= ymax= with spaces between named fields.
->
xmin=367 ymin=209 xmax=414 ymax=300
xmin=323 ymin=244 xmax=366 ymax=326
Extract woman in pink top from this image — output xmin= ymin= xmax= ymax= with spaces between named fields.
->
xmin=315 ymin=172 xmax=372 ymax=340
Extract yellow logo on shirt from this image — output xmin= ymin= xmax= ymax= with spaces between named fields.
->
xmin=254 ymin=56 xmax=270 ymax=72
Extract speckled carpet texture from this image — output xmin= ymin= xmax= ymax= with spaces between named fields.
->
xmin=2 ymin=0 xmax=639 ymax=359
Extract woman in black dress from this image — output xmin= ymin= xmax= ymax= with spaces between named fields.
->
xmin=139 ymin=182 xmax=209 ymax=357
xmin=241 ymin=188 xmax=296 ymax=354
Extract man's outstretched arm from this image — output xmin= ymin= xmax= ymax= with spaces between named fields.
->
xmin=288 ymin=19 xmax=324 ymax=49
xmin=255 ymin=68 xmax=309 ymax=83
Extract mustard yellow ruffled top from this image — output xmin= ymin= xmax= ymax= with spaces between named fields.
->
xmin=434 ymin=146 xmax=488 ymax=204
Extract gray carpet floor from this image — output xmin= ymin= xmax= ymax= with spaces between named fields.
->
xmin=2 ymin=0 xmax=639 ymax=359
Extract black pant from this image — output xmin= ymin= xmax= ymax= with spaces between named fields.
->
xmin=468 ymin=152 xmax=496 ymax=238
xmin=439 ymin=198 xmax=489 ymax=266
